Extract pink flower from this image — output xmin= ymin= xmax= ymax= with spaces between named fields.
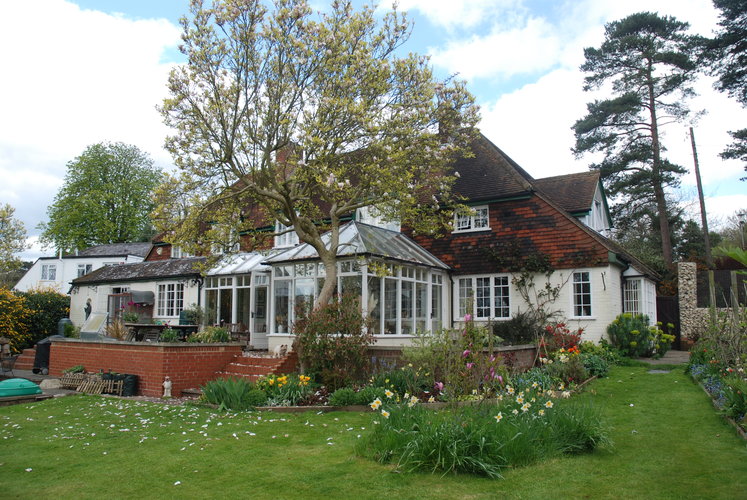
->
xmin=434 ymin=381 xmax=444 ymax=392
xmin=462 ymin=349 xmax=471 ymax=358
xmin=464 ymin=314 xmax=472 ymax=322
xmin=466 ymin=362 xmax=474 ymax=370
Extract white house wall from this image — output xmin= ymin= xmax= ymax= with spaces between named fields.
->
xmin=70 ymin=279 xmax=200 ymax=327
xmin=15 ymin=255 xmax=144 ymax=294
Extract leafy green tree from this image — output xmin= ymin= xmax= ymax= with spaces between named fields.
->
xmin=156 ymin=0 xmax=479 ymax=306
xmin=572 ymin=12 xmax=701 ymax=270
xmin=16 ymin=288 xmax=70 ymax=350
xmin=708 ymin=0 xmax=747 ymax=178
xmin=0 ymin=203 xmax=28 ymax=273
xmin=675 ymin=219 xmax=723 ymax=263
xmin=39 ymin=142 xmax=163 ymax=253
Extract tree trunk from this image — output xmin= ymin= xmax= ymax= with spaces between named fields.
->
xmin=647 ymin=62 xmax=674 ymax=270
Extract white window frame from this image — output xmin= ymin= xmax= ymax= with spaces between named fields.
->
xmin=356 ymin=205 xmax=400 ymax=232
xmin=623 ymin=277 xmax=656 ymax=324
xmin=41 ymin=264 xmax=57 ymax=281
xmin=453 ymin=205 xmax=490 ymax=233
xmin=171 ymin=246 xmax=192 ymax=259
xmin=571 ymin=271 xmax=593 ymax=318
xmin=157 ymin=283 xmax=184 ymax=317
xmin=77 ymin=263 xmax=93 ymax=278
xmin=274 ymin=220 xmax=300 ymax=248
xmin=456 ymin=274 xmax=511 ymax=320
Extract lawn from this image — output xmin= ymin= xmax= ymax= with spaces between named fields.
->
xmin=2 ymin=365 xmax=746 ymax=499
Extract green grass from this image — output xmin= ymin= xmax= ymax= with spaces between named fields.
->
xmin=1 ymin=365 xmax=746 ymax=499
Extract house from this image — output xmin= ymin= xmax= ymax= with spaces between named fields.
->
xmin=68 ymin=133 xmax=658 ymax=349
xmin=14 ymin=242 xmax=151 ymax=294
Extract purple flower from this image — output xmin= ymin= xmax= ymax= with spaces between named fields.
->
xmin=434 ymin=381 xmax=444 ymax=392
xmin=466 ymin=362 xmax=474 ymax=370
xmin=462 ymin=349 xmax=471 ymax=358
xmin=496 ymin=375 xmax=503 ymax=384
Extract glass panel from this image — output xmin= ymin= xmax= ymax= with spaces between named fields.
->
xmin=384 ymin=278 xmax=397 ymax=334
xmin=401 ymin=280 xmax=413 ymax=335
xmin=474 ymin=207 xmax=489 ymax=229
xmin=367 ymin=276 xmax=381 ymax=334
xmin=219 ymin=289 xmax=232 ymax=324
xmin=494 ymin=276 xmax=510 ymax=318
xmin=294 ymin=278 xmax=315 ymax=319
xmin=431 ymin=283 xmax=442 ymax=331
xmin=624 ymin=279 xmax=640 ymax=315
xmin=254 ymin=286 xmax=267 ymax=333
xmin=573 ymin=272 xmax=592 ymax=317
xmin=476 ymin=277 xmax=491 ymax=318
xmin=274 ymin=280 xmax=290 ymax=333
xmin=340 ymin=261 xmax=351 ymax=273
xmin=237 ymin=287 xmax=251 ymax=328
xmin=205 ymin=289 xmax=218 ymax=325
xmin=340 ymin=275 xmax=361 ymax=299
xmin=275 ymin=265 xmax=291 ymax=277
xmin=415 ymin=282 xmax=427 ymax=333
xmin=458 ymin=278 xmax=473 ymax=317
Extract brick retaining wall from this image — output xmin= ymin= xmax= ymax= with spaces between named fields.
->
xmin=50 ymin=339 xmax=243 ymax=397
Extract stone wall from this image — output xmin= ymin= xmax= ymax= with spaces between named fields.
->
xmin=678 ymin=261 xmax=724 ymax=342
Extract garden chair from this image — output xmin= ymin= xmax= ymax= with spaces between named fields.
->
xmin=228 ymin=323 xmax=250 ymax=345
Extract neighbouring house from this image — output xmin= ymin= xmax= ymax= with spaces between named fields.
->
xmin=69 ymin=257 xmax=204 ymax=327
xmin=14 ymin=242 xmax=151 ymax=294
xmin=67 ymin=133 xmax=659 ymax=349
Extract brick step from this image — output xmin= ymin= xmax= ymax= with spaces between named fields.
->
xmin=14 ymin=348 xmax=36 ymax=370
xmin=238 ymin=356 xmax=285 ymax=367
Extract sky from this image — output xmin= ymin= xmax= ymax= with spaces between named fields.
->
xmin=2 ymin=0 xmax=745 ymax=261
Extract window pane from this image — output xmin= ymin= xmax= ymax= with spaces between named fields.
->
xmin=493 ymin=276 xmax=510 ymax=318
xmin=401 ymin=280 xmax=413 ymax=335
xmin=237 ymin=287 xmax=251 ymax=327
xmin=384 ymin=278 xmax=397 ymax=334
xmin=341 ymin=275 xmax=361 ymax=300
xmin=476 ymin=277 xmax=491 ymax=318
xmin=458 ymin=278 xmax=473 ymax=317
xmin=205 ymin=289 xmax=218 ymax=325
xmin=573 ymin=272 xmax=592 ymax=317
xmin=415 ymin=282 xmax=427 ymax=332
xmin=274 ymin=280 xmax=290 ymax=333
xmin=294 ymin=278 xmax=315 ymax=319
xmin=623 ymin=279 xmax=640 ymax=315
xmin=456 ymin=214 xmax=471 ymax=230
xmin=431 ymin=284 xmax=442 ymax=331
xmin=474 ymin=208 xmax=489 ymax=229
xmin=367 ymin=276 xmax=381 ymax=335
xmin=219 ymin=288 xmax=232 ymax=324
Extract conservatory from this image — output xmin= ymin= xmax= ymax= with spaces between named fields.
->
xmin=204 ymin=221 xmax=451 ymax=350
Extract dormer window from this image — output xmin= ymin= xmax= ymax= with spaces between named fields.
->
xmin=356 ymin=205 xmax=400 ymax=232
xmin=274 ymin=220 xmax=299 ymax=248
xmin=171 ymin=246 xmax=192 ymax=259
xmin=454 ymin=206 xmax=489 ymax=233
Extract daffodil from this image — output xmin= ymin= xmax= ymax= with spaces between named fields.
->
xmin=521 ymin=402 xmax=531 ymax=412
xmin=516 ymin=396 xmax=524 ymax=404
xmin=384 ymin=389 xmax=394 ymax=399
xmin=381 ymin=410 xmax=390 ymax=419
xmin=545 ymin=400 xmax=553 ymax=408
xmin=427 ymin=396 xmax=435 ymax=403
xmin=494 ymin=412 xmax=503 ymax=423
xmin=538 ymin=409 xmax=545 ymax=416
xmin=507 ymin=386 xmax=515 ymax=395
xmin=370 ymin=398 xmax=382 ymax=410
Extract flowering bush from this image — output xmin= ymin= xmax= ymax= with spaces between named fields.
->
xmin=293 ymin=294 xmax=373 ymax=389
xmin=540 ymin=322 xmax=582 ymax=352
xmin=606 ymin=314 xmax=674 ymax=358
xmin=356 ymin=385 xmax=610 ymax=477
xmin=257 ymin=373 xmax=313 ymax=406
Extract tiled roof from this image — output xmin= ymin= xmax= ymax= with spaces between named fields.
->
xmin=71 ymin=257 xmax=205 ymax=285
xmin=451 ymin=134 xmax=535 ymax=202
xmin=533 ymin=171 xmax=600 ymax=214
xmin=265 ymin=221 xmax=449 ymax=269
xmin=74 ymin=242 xmax=152 ymax=258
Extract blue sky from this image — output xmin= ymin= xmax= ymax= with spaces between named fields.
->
xmin=1 ymin=0 xmax=745 ymax=260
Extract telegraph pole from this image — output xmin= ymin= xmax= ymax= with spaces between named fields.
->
xmin=690 ymin=127 xmax=713 ymax=268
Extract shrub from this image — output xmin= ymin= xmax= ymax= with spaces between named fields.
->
xmin=0 ymin=287 xmax=31 ymax=352
xmin=329 ymin=387 xmax=358 ymax=406
xmin=63 ymin=323 xmax=80 ymax=338
xmin=721 ymin=375 xmax=747 ymax=422
xmin=540 ymin=322 xmax=582 ymax=353
xmin=492 ymin=311 xmax=540 ymax=345
xmin=581 ymin=353 xmax=609 ymax=378
xmin=579 ymin=340 xmax=622 ymax=365
xmin=192 ymin=326 xmax=229 ymax=343
xmin=545 ymin=350 xmax=589 ymax=386
xmin=181 ymin=303 xmax=204 ymax=326
xmin=159 ymin=328 xmax=180 ymax=342
xmin=355 ymin=386 xmax=387 ymax=405
xmin=369 ymin=366 xmax=432 ymax=396
xmin=17 ymin=287 xmax=70 ymax=349
xmin=356 ymin=388 xmax=610 ymax=477
xmin=607 ymin=314 xmax=674 ymax=358
xmin=121 ymin=311 xmax=140 ymax=323
xmin=293 ymin=294 xmax=373 ymax=390
xmin=201 ymin=377 xmax=266 ymax=411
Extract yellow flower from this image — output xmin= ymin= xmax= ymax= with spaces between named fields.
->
xmin=538 ymin=409 xmax=545 ymax=416
xmin=384 ymin=389 xmax=394 ymax=399
xmin=516 ymin=396 xmax=524 ymax=404
xmin=494 ymin=412 xmax=503 ymax=423
xmin=507 ymin=386 xmax=515 ymax=395
xmin=531 ymin=382 xmax=539 ymax=389
xmin=427 ymin=396 xmax=435 ymax=403
xmin=545 ymin=400 xmax=554 ymax=408
xmin=370 ymin=398 xmax=382 ymax=410
xmin=381 ymin=410 xmax=390 ymax=419
xmin=521 ymin=402 xmax=531 ymax=412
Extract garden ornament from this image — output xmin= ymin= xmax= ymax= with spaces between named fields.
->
xmin=162 ymin=376 xmax=172 ymax=398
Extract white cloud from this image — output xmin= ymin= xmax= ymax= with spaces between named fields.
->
xmin=429 ymin=17 xmax=562 ymax=80
xmin=0 ymin=0 xmax=180 ymax=243
xmin=392 ymin=0 xmax=521 ymax=30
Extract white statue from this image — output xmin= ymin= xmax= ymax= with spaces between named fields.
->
xmin=162 ymin=376 xmax=172 ymax=398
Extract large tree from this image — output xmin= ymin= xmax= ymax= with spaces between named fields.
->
xmin=572 ymin=12 xmax=701 ymax=270
xmin=40 ymin=142 xmax=163 ymax=253
xmin=708 ymin=0 xmax=747 ymax=178
xmin=0 ymin=203 xmax=28 ymax=273
xmin=156 ymin=0 xmax=479 ymax=307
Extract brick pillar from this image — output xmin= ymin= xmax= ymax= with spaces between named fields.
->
xmin=678 ymin=262 xmax=697 ymax=341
